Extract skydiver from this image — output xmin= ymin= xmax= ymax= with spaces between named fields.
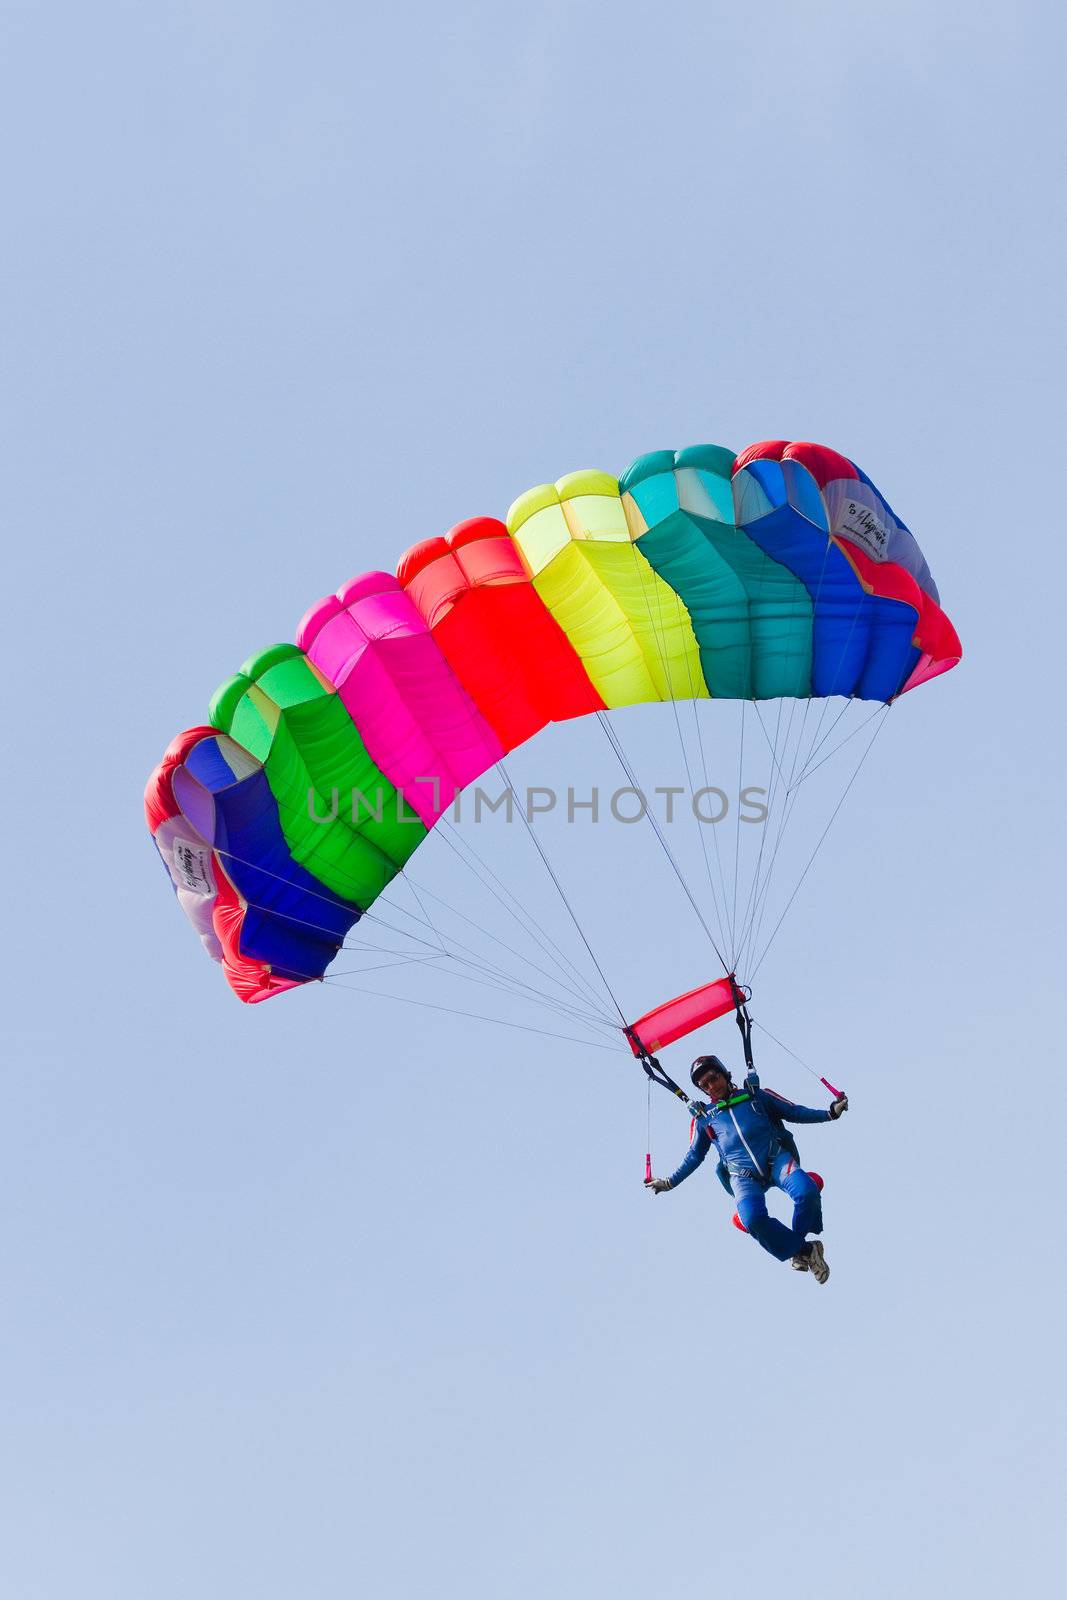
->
xmin=645 ymin=1054 xmax=848 ymax=1284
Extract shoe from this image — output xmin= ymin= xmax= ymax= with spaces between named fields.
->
xmin=790 ymin=1252 xmax=810 ymax=1271
xmin=806 ymin=1240 xmax=829 ymax=1285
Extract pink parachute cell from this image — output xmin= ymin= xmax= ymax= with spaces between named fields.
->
xmin=297 ymin=571 xmax=503 ymax=826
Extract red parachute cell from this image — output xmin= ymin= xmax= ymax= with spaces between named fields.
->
xmin=397 ymin=517 xmax=604 ymax=753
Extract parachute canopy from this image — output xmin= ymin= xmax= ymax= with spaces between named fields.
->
xmin=146 ymin=439 xmax=960 ymax=1003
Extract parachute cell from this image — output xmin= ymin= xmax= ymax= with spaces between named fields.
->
xmin=296 ymin=571 xmax=503 ymax=825
xmin=396 ymin=518 xmax=605 ymax=751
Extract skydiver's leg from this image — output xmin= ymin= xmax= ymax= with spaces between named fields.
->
xmin=733 ymin=1174 xmax=806 ymax=1263
xmin=773 ymin=1150 xmax=823 ymax=1242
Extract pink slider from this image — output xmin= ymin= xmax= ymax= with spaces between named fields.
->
xmin=625 ymin=976 xmax=740 ymax=1057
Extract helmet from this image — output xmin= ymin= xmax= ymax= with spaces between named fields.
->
xmin=690 ymin=1054 xmax=730 ymax=1089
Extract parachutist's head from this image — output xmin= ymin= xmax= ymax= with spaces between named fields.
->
xmin=691 ymin=1055 xmax=732 ymax=1098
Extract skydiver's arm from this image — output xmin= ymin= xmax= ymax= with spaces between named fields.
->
xmin=664 ymin=1123 xmax=713 ymax=1188
xmin=758 ymin=1087 xmax=831 ymax=1125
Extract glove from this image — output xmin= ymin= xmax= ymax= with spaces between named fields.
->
xmin=645 ymin=1177 xmax=672 ymax=1194
xmin=688 ymin=1100 xmax=711 ymax=1119
xmin=829 ymin=1094 xmax=849 ymax=1120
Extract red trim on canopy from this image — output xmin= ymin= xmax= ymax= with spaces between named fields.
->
xmin=899 ymin=595 xmax=962 ymax=693
xmin=733 ymin=439 xmax=859 ymax=488
xmin=145 ymin=724 xmax=298 ymax=1004
xmin=212 ymin=865 xmax=305 ymax=1004
xmin=144 ymin=724 xmax=218 ymax=833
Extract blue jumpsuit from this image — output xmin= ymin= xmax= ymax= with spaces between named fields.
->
xmin=666 ymin=1073 xmax=831 ymax=1263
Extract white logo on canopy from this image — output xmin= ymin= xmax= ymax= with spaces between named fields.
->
xmin=172 ymin=837 xmax=214 ymax=896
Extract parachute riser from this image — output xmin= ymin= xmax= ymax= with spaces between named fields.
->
xmin=727 ymin=977 xmax=842 ymax=1103
xmin=624 ymin=1025 xmax=690 ymax=1105
xmin=728 ymin=974 xmax=755 ymax=1077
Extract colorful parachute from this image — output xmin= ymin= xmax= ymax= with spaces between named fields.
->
xmin=145 ymin=440 xmax=960 ymax=1005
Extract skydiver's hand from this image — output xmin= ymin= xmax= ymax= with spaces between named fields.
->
xmin=829 ymin=1094 xmax=849 ymax=1120
xmin=645 ymin=1178 xmax=672 ymax=1194
xmin=689 ymin=1100 xmax=711 ymax=1118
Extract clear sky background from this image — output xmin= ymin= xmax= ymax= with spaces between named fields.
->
xmin=3 ymin=3 xmax=1064 ymax=1596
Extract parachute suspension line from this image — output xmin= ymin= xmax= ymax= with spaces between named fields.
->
xmin=791 ymin=502 xmax=887 ymax=798
xmin=735 ymin=524 xmax=849 ymax=944
xmin=401 ymin=870 xmax=446 ymax=957
xmin=751 ymin=1018 xmax=844 ymax=1100
xmin=210 ymin=826 xmax=599 ymax=1025
xmin=757 ymin=523 xmax=838 ymax=826
xmin=400 ymin=856 xmax=611 ymax=1022
xmin=595 ymin=711 xmax=732 ymax=977
xmin=691 ymin=697 xmax=737 ymax=962
xmin=748 ymin=704 xmax=891 ymax=981
xmin=385 ymin=874 xmax=616 ymax=1034
xmin=737 ymin=702 xmax=822 ymax=972
xmin=364 ymin=876 xmax=619 ymax=1029
xmin=750 ymin=697 xmax=790 ymax=791
xmin=739 ymin=697 xmax=884 ymax=979
xmin=784 ymin=686 xmax=831 ymax=796
xmin=718 ymin=526 xmax=895 ymax=978
xmin=366 ymin=892 xmax=621 ymax=1035
xmin=732 ymin=698 xmax=746 ymax=955
xmin=208 ymin=842 xmax=383 ymax=938
xmin=392 ymin=867 xmax=615 ymax=1019
xmin=173 ymin=840 xmax=506 ymax=993
xmin=327 ymin=952 xmax=450 ymax=979
xmin=496 ymin=757 xmax=631 ymax=1031
xmin=791 ymin=538 xmax=878 ymax=787
xmin=788 ymin=701 xmax=886 ymax=790
xmin=735 ymin=675 xmax=809 ymax=972
xmin=793 ymin=692 xmax=851 ymax=787
xmin=732 ymin=698 xmax=792 ymax=975
xmin=735 ymin=688 xmax=856 ymax=979
xmin=355 ymin=920 xmax=593 ymax=1030
xmin=434 ymin=818 xmax=609 ymax=1017
xmin=758 ymin=700 xmax=864 ymax=908
xmin=624 ymin=539 xmax=734 ymax=960
xmin=207 ymin=796 xmax=620 ymax=1037
xmin=742 ymin=700 xmax=819 ymax=968
xmin=387 ymin=944 xmax=622 ymax=1039
xmin=726 ymin=509 xmax=810 ymax=971
xmin=203 ymin=843 xmax=466 ymax=990
xmin=323 ymin=972 xmax=627 ymax=1052
xmin=344 ymin=905 xmax=624 ymax=1042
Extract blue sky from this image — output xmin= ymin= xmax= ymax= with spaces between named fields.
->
xmin=2 ymin=3 xmax=1064 ymax=1596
